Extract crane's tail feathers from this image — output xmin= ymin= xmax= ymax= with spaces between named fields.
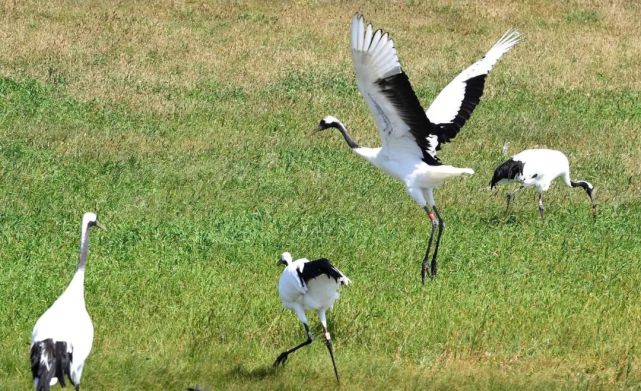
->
xmin=31 ymin=340 xmax=55 ymax=391
xmin=442 ymin=167 xmax=475 ymax=176
xmin=425 ymin=166 xmax=475 ymax=186
xmin=31 ymin=339 xmax=72 ymax=391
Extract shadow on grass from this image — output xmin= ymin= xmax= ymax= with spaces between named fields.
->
xmin=227 ymin=363 xmax=279 ymax=381
xmin=480 ymin=213 xmax=521 ymax=226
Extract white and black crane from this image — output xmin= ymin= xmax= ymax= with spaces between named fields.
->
xmin=274 ymin=252 xmax=350 ymax=383
xmin=312 ymin=14 xmax=520 ymax=283
xmin=490 ymin=148 xmax=596 ymax=219
xmin=30 ymin=212 xmax=104 ymax=391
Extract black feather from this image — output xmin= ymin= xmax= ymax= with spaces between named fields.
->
xmin=297 ymin=259 xmax=346 ymax=286
xmin=490 ymin=158 xmax=524 ymax=188
xmin=431 ymin=74 xmax=487 ymax=149
xmin=54 ymin=341 xmax=73 ymax=387
xmin=31 ymin=340 xmax=54 ymax=391
xmin=375 ymin=72 xmax=441 ymax=166
xmin=30 ymin=339 xmax=73 ymax=391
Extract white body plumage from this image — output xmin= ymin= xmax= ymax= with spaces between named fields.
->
xmin=490 ymin=149 xmax=596 ymax=218
xmin=278 ymin=254 xmax=350 ymax=327
xmin=31 ymin=274 xmax=94 ymax=387
xmin=495 ymin=149 xmax=574 ymax=191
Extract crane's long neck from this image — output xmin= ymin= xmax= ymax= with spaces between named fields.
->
xmin=331 ymin=121 xmax=359 ymax=149
xmin=77 ymin=222 xmax=91 ymax=271
xmin=65 ymin=222 xmax=91 ymax=299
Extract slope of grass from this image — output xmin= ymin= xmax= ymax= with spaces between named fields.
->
xmin=1 ymin=1 xmax=640 ymax=389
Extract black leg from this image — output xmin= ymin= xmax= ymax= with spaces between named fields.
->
xmin=505 ymin=185 xmax=524 ymax=215
xmin=505 ymin=192 xmax=513 ymax=214
xmin=274 ymin=323 xmax=312 ymax=367
xmin=421 ymin=207 xmax=438 ymax=285
xmin=538 ymin=193 xmax=545 ymax=220
xmin=430 ymin=206 xmax=445 ymax=277
xmin=323 ymin=328 xmax=340 ymax=384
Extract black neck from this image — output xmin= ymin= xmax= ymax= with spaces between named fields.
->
xmin=331 ymin=121 xmax=359 ymax=149
xmin=571 ymin=180 xmax=593 ymax=196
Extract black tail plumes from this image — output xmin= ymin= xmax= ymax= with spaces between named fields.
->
xmin=31 ymin=340 xmax=54 ymax=391
xmin=30 ymin=339 xmax=73 ymax=391
xmin=489 ymin=158 xmax=524 ymax=189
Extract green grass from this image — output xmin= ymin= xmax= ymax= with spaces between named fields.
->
xmin=1 ymin=1 xmax=641 ymax=389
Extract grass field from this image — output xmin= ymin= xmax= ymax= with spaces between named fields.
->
xmin=1 ymin=1 xmax=641 ymax=389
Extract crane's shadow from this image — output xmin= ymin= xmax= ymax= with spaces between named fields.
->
xmin=481 ymin=213 xmax=520 ymax=226
xmin=227 ymin=363 xmax=278 ymax=381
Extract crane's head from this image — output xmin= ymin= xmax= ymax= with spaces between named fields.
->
xmin=278 ymin=252 xmax=292 ymax=266
xmin=310 ymin=115 xmax=342 ymax=136
xmin=82 ymin=212 xmax=105 ymax=231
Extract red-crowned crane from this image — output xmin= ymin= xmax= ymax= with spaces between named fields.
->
xmin=274 ymin=252 xmax=350 ymax=383
xmin=490 ymin=148 xmax=596 ymax=219
xmin=313 ymin=14 xmax=520 ymax=283
xmin=30 ymin=212 xmax=104 ymax=391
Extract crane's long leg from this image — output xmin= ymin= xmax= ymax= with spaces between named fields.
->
xmin=421 ymin=206 xmax=438 ymax=285
xmin=319 ymin=312 xmax=340 ymax=384
xmin=430 ymin=206 xmax=445 ymax=278
xmin=506 ymin=185 xmax=525 ymax=214
xmin=538 ymin=193 xmax=545 ymax=220
xmin=274 ymin=323 xmax=313 ymax=367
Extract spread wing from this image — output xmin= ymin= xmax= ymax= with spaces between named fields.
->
xmin=425 ymin=30 xmax=521 ymax=149
xmin=351 ymin=14 xmax=441 ymax=165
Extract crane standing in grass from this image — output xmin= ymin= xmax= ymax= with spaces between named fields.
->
xmin=274 ymin=252 xmax=350 ymax=384
xmin=30 ymin=212 xmax=104 ymax=391
xmin=490 ymin=148 xmax=596 ymax=219
xmin=313 ymin=14 xmax=520 ymax=283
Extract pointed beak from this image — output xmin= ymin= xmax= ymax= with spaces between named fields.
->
xmin=95 ymin=221 xmax=106 ymax=231
xmin=307 ymin=126 xmax=321 ymax=138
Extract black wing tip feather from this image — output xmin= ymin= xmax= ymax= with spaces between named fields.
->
xmin=31 ymin=339 xmax=72 ymax=391
xmin=433 ymin=74 xmax=488 ymax=148
xmin=31 ymin=340 xmax=54 ymax=391
xmin=490 ymin=158 xmax=524 ymax=188
xmin=376 ymin=72 xmax=441 ymax=165
xmin=298 ymin=258 xmax=346 ymax=284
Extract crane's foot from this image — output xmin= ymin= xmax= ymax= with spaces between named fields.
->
xmin=421 ymin=258 xmax=438 ymax=284
xmin=273 ymin=352 xmax=289 ymax=367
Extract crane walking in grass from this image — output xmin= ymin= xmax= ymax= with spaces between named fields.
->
xmin=30 ymin=212 xmax=104 ymax=391
xmin=490 ymin=149 xmax=596 ymax=219
xmin=312 ymin=14 xmax=520 ymax=283
xmin=274 ymin=252 xmax=350 ymax=384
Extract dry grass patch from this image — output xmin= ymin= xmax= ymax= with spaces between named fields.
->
xmin=2 ymin=1 xmax=640 ymax=115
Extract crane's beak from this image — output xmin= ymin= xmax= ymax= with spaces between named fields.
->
xmin=95 ymin=220 xmax=106 ymax=231
xmin=306 ymin=126 xmax=321 ymax=138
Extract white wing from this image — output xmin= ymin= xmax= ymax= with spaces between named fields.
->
xmin=425 ymin=29 xmax=521 ymax=130
xmin=351 ymin=14 xmax=440 ymax=164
